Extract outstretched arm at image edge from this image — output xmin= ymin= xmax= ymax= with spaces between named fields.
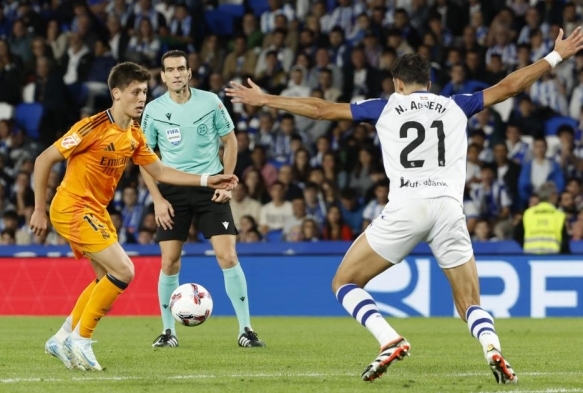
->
xmin=483 ymin=27 xmax=583 ymax=107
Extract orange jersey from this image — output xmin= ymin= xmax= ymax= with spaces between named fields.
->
xmin=53 ymin=109 xmax=159 ymax=210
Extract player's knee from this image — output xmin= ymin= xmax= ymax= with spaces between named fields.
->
xmin=161 ymin=254 xmax=181 ymax=270
xmin=215 ymin=248 xmax=238 ymax=268
xmin=331 ymin=273 xmax=358 ymax=294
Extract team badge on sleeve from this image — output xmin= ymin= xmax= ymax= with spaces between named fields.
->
xmin=165 ymin=127 xmax=182 ymax=146
xmin=60 ymin=133 xmax=81 ymax=149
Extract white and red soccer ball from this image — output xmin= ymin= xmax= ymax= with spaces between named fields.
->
xmin=169 ymin=283 xmax=213 ymax=327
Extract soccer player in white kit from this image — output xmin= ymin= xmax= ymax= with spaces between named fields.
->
xmin=226 ymin=27 xmax=583 ymax=384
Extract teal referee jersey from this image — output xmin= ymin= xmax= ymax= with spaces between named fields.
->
xmin=141 ymin=88 xmax=235 ymax=175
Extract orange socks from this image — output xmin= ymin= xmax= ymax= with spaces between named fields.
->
xmin=78 ymin=274 xmax=127 ymax=338
xmin=70 ymin=279 xmax=98 ymax=330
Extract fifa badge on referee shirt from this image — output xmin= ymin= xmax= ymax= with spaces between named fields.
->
xmin=165 ymin=127 xmax=182 ymax=146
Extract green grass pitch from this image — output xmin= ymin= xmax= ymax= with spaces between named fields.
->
xmin=0 ymin=317 xmax=582 ymax=393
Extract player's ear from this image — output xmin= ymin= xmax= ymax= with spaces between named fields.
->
xmin=111 ymin=87 xmax=121 ymax=101
xmin=427 ymin=81 xmax=432 ymax=91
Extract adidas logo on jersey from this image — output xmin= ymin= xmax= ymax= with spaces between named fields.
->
xmin=104 ymin=143 xmax=115 ymax=151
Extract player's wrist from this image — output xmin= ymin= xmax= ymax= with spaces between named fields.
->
xmin=544 ymin=51 xmax=562 ymax=68
xmin=200 ymin=173 xmax=209 ymax=187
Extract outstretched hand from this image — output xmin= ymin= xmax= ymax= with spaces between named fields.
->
xmin=225 ymin=78 xmax=266 ymax=106
xmin=554 ymin=26 xmax=583 ymax=61
xmin=208 ymin=174 xmax=239 ymax=191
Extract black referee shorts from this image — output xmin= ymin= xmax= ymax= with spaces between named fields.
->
xmin=156 ymin=183 xmax=238 ymax=242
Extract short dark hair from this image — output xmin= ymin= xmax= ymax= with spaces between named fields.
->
xmin=161 ymin=50 xmax=188 ymax=71
xmin=390 ymin=53 xmax=431 ymax=86
xmin=281 ymin=113 xmax=295 ymax=122
xmin=108 ymin=62 xmax=150 ymax=91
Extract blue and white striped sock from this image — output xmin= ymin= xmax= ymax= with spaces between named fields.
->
xmin=466 ymin=305 xmax=502 ymax=355
xmin=336 ymin=283 xmax=401 ymax=347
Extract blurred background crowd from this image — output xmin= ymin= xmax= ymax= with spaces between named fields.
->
xmin=1 ymin=0 xmax=583 ymax=246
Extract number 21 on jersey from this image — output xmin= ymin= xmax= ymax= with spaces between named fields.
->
xmin=400 ymin=120 xmax=445 ymax=168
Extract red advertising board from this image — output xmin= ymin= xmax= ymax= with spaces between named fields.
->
xmin=0 ymin=257 xmax=160 ymax=315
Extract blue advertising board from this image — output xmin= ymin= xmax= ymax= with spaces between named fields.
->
xmin=175 ymin=255 xmax=583 ymax=318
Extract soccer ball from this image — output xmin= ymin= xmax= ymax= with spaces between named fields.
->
xmin=169 ymin=283 xmax=213 ymax=327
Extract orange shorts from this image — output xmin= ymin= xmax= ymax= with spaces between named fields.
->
xmin=50 ymin=198 xmax=117 ymax=259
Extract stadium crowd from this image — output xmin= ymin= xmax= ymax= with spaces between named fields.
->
xmin=1 ymin=0 xmax=583 ymax=246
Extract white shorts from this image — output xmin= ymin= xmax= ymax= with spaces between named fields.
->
xmin=365 ymin=197 xmax=473 ymax=269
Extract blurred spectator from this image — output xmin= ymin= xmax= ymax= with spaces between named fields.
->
xmin=107 ymin=0 xmax=133 ymax=26
xmin=242 ymin=167 xmax=270 ymax=204
xmin=121 ymin=186 xmax=143 ymax=243
xmin=62 ymin=32 xmax=92 ymax=90
xmin=327 ymin=0 xmax=365 ymax=34
xmin=259 ymin=180 xmax=293 ymax=234
xmin=440 ymin=64 xmax=488 ymax=96
xmin=106 ymin=14 xmax=129 ymax=62
xmin=10 ymin=171 xmax=34 ymax=217
xmin=348 ymin=147 xmax=377 ymax=197
xmin=467 ymin=164 xmax=512 ymax=238
xmin=260 ymin=0 xmax=295 ymax=34
xmin=234 ymin=131 xmax=253 ymax=179
xmin=167 ymin=4 xmax=195 ymax=52
xmin=46 ymin=19 xmax=69 ymax=62
xmin=283 ymin=197 xmax=311 ymax=237
xmin=466 ymin=143 xmax=483 ymax=187
xmin=303 ymin=181 xmax=326 ymax=224
xmin=231 ymin=182 xmax=261 ymax=226
xmin=518 ymin=137 xmax=565 ymax=208
xmin=277 ymin=164 xmax=303 ymax=200
xmin=237 ymin=214 xmax=261 ymax=243
xmin=508 ymin=96 xmax=544 ymax=138
xmin=246 ymin=145 xmax=278 ymax=187
xmin=285 ymin=224 xmax=304 ymax=242
xmin=222 ymin=35 xmax=258 ymax=83
xmin=9 ymin=19 xmax=33 ymax=64
xmin=301 ymin=217 xmax=320 ymax=241
xmin=291 ymin=147 xmax=311 ymax=184
xmin=472 ymin=218 xmax=496 ymax=242
xmin=33 ymin=56 xmax=70 ymax=144
xmin=255 ymin=49 xmax=287 ymax=95
xmin=555 ymin=125 xmax=582 ymax=179
xmin=322 ymin=205 xmax=352 ymax=241
xmin=343 ymin=46 xmax=381 ymax=100
xmin=362 ymin=180 xmax=389 ymax=230
xmin=82 ymin=40 xmax=116 ymax=115
xmin=0 ymin=40 xmax=23 ymax=105
xmin=483 ymin=53 xmax=506 ymax=86
xmin=127 ymin=0 xmax=167 ymax=34
xmin=339 ymin=187 xmax=364 ymax=234
xmin=109 ymin=209 xmax=127 ymax=245
xmin=242 ymin=13 xmax=263 ymax=50
xmin=518 ymin=7 xmax=548 ymax=45
xmin=125 ymin=18 xmax=161 ymax=68
xmin=529 ymin=70 xmax=568 ymax=116
xmin=137 ymin=228 xmax=155 ymax=244
xmin=492 ymin=142 xmax=521 ymax=211
xmin=0 ymin=228 xmax=15 ymax=245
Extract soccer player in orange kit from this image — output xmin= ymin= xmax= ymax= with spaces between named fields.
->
xmin=30 ymin=62 xmax=237 ymax=371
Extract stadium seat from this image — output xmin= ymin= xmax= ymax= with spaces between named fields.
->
xmin=14 ymin=103 xmax=43 ymax=139
xmin=204 ymin=10 xmax=234 ymax=36
xmin=248 ymin=0 xmax=269 ymax=16
xmin=0 ymin=103 xmax=13 ymax=120
xmin=217 ymin=4 xmax=245 ymax=17
xmin=544 ymin=115 xmax=578 ymax=136
xmin=265 ymin=229 xmax=283 ymax=242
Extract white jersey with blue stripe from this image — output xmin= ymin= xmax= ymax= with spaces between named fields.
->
xmin=350 ymin=91 xmax=484 ymax=204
